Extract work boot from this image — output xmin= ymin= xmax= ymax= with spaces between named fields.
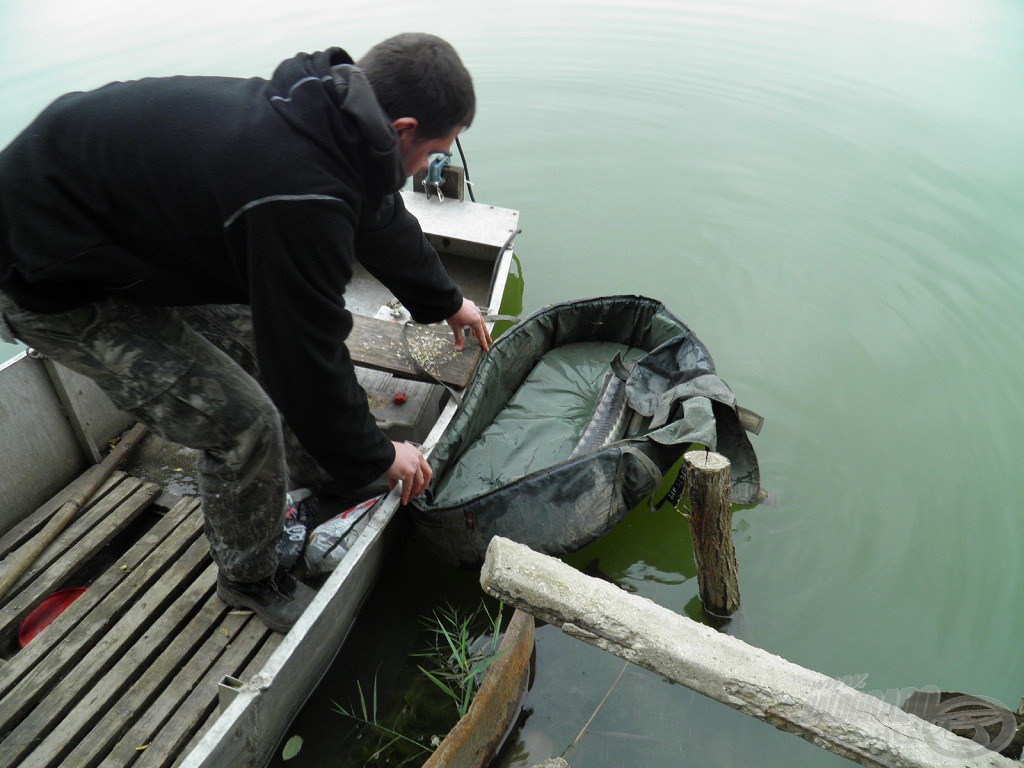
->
xmin=216 ymin=567 xmax=316 ymax=634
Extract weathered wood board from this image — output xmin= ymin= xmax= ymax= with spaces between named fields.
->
xmin=348 ymin=315 xmax=484 ymax=389
xmin=0 ymin=486 xmax=279 ymax=768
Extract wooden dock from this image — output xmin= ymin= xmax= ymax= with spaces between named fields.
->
xmin=0 ymin=471 xmax=280 ymax=767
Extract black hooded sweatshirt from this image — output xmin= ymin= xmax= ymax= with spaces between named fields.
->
xmin=0 ymin=48 xmax=463 ymax=487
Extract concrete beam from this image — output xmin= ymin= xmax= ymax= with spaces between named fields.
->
xmin=480 ymin=536 xmax=1019 ymax=768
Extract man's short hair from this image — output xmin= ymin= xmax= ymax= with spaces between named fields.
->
xmin=358 ymin=33 xmax=475 ymax=140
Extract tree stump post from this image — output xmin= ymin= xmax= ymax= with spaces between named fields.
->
xmin=683 ymin=450 xmax=740 ymax=616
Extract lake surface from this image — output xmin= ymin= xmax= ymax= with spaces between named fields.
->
xmin=3 ymin=1 xmax=1023 ymax=765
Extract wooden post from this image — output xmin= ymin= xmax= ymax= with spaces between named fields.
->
xmin=683 ymin=450 xmax=740 ymax=616
xmin=480 ymin=537 xmax=1021 ymax=768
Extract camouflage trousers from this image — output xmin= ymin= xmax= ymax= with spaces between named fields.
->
xmin=0 ymin=291 xmax=333 ymax=582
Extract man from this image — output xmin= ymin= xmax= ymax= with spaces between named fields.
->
xmin=0 ymin=33 xmax=490 ymax=632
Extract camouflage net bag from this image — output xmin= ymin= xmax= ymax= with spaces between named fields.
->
xmin=410 ymin=295 xmax=761 ymax=567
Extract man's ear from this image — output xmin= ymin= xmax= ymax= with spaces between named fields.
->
xmin=391 ymin=117 xmax=419 ymax=138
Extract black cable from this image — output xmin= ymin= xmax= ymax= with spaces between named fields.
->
xmin=455 ymin=136 xmax=476 ymax=202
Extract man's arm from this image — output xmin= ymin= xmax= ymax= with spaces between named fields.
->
xmin=241 ymin=197 xmax=397 ymax=489
xmin=354 ymin=193 xmax=463 ymax=323
xmin=356 ymin=193 xmax=492 ymax=350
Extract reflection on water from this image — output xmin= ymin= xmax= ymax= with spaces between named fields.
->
xmin=0 ymin=342 xmax=23 ymax=363
xmin=3 ymin=1 xmax=1024 ymax=765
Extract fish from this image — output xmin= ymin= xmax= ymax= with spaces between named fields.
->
xmin=569 ymin=355 xmax=633 ymax=459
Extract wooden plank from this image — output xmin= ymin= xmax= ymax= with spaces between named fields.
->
xmin=481 ymin=537 xmax=1020 ymax=768
xmin=0 ymin=536 xmax=211 ymax=763
xmin=5 ymin=563 xmax=219 ymax=767
xmin=167 ymin=625 xmax=283 ymax=768
xmin=235 ymin=624 xmax=284 ymax=683
xmin=146 ymin=617 xmax=273 ymax=768
xmin=0 ymin=499 xmax=201 ymax=705
xmin=347 ymin=314 xmax=483 ymax=389
xmin=172 ymin=710 xmax=221 ymax=768
xmin=75 ymin=594 xmax=238 ymax=766
xmin=10 ymin=473 xmax=152 ymax=589
xmin=0 ymin=475 xmax=160 ymax=642
xmin=100 ymin=610 xmax=254 ymax=767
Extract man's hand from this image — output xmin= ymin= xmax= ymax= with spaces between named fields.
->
xmin=385 ymin=441 xmax=432 ymax=504
xmin=446 ymin=298 xmax=492 ymax=352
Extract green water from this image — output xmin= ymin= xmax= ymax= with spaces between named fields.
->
xmin=4 ymin=1 xmax=1024 ymax=765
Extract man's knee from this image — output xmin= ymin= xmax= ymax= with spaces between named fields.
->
xmin=145 ymin=375 xmax=283 ymax=468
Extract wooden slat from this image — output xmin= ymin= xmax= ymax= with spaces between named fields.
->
xmin=347 ymin=314 xmax=483 ymax=389
xmin=100 ymin=611 xmax=253 ymax=767
xmin=5 ymin=563 xmax=219 ymax=767
xmin=169 ymin=626 xmax=284 ymax=768
xmin=0 ymin=498 xmax=200 ymax=705
xmin=74 ymin=591 xmax=237 ymax=766
xmin=0 ymin=537 xmax=211 ymax=764
xmin=149 ymin=618 xmax=275 ymax=768
xmin=236 ymin=624 xmax=284 ymax=682
xmin=0 ymin=471 xmax=124 ymax=569
xmin=0 ymin=475 xmax=160 ymax=642
xmin=13 ymin=474 xmax=149 ymax=587
xmin=172 ymin=710 xmax=222 ymax=768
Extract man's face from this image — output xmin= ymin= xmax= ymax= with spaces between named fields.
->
xmin=393 ymin=120 xmax=463 ymax=177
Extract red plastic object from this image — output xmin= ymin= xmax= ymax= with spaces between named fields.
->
xmin=392 ymin=392 xmax=408 ymax=405
xmin=18 ymin=587 xmax=87 ymax=648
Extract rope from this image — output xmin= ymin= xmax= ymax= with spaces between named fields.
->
xmin=562 ymin=660 xmax=630 ymax=759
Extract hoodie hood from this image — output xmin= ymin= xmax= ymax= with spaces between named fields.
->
xmin=267 ymin=49 xmax=406 ymax=203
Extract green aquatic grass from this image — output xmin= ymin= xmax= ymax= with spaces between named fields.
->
xmin=330 ymin=600 xmax=506 ymax=765
xmin=332 ymin=676 xmax=433 ymax=766
xmin=413 ymin=601 xmax=505 ymax=719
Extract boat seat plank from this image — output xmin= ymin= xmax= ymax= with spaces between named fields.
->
xmin=0 ymin=498 xmax=201 ymax=711
xmin=99 ymin=611 xmax=255 ymax=768
xmin=0 ymin=536 xmax=212 ymax=764
xmin=2 ymin=563 xmax=219 ymax=767
xmin=0 ymin=473 xmax=160 ymax=645
xmin=348 ymin=314 xmax=483 ymax=389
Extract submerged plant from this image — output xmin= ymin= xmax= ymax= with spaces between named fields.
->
xmin=413 ymin=601 xmax=505 ymax=720
xmin=331 ymin=600 xmax=506 ymax=765
xmin=332 ymin=676 xmax=433 ymax=767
